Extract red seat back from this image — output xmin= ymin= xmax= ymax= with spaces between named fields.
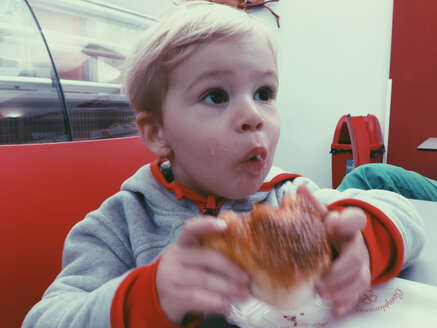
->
xmin=0 ymin=136 xmax=156 ymax=328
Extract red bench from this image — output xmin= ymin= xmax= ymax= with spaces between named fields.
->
xmin=0 ymin=136 xmax=156 ymax=328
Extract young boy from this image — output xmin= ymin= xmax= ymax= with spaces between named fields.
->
xmin=23 ymin=2 xmax=424 ymax=327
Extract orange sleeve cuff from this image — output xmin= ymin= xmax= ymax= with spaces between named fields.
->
xmin=328 ymin=199 xmax=404 ymax=285
xmin=110 ymin=258 xmax=203 ymax=328
xmin=110 ymin=257 xmax=180 ymax=328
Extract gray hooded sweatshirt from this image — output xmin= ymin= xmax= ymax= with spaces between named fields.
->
xmin=22 ymin=161 xmax=424 ymax=327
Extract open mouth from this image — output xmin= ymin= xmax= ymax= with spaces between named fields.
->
xmin=249 ymin=154 xmax=263 ymax=161
xmin=243 ymin=148 xmax=267 ymax=171
xmin=244 ymin=147 xmax=267 ymax=162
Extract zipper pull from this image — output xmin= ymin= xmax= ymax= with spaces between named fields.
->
xmin=205 ymin=195 xmax=217 ymax=216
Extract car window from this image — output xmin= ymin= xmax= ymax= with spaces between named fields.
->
xmin=0 ymin=0 xmax=154 ymax=144
xmin=0 ymin=0 xmax=68 ymax=144
xmin=29 ymin=0 xmax=154 ymax=141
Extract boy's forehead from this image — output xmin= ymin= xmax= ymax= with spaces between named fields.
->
xmin=159 ymin=5 xmax=276 ymax=51
xmin=169 ymin=37 xmax=278 ymax=83
xmin=187 ymin=32 xmax=276 ymax=60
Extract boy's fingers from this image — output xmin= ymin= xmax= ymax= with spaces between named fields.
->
xmin=178 ymin=264 xmax=250 ymax=300
xmin=175 ymin=286 xmax=232 ymax=316
xmin=317 ymin=236 xmax=370 ymax=294
xmin=316 ymin=230 xmax=371 ymax=315
xmin=296 ymin=184 xmax=328 ymax=219
xmin=325 ymin=207 xmax=367 ymax=239
xmin=161 ymin=284 xmax=233 ymax=322
xmin=180 ymin=247 xmax=250 ymax=283
xmin=318 ymin=263 xmax=370 ymax=315
xmin=178 ymin=217 xmax=227 ymax=246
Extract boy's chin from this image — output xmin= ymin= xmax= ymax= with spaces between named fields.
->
xmin=217 ymin=181 xmax=265 ymax=200
xmin=207 ymin=167 xmax=272 ymax=199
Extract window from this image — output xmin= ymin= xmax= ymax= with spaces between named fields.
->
xmin=0 ymin=0 xmax=67 ymax=144
xmin=0 ymin=0 xmax=154 ymax=144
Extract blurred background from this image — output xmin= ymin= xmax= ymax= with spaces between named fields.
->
xmin=1 ymin=0 xmax=435 ymax=187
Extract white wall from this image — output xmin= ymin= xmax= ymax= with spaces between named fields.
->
xmin=98 ymin=0 xmax=173 ymax=18
xmin=262 ymin=0 xmax=394 ymax=187
xmin=103 ymin=0 xmax=394 ymax=188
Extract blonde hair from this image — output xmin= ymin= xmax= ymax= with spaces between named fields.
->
xmin=121 ymin=1 xmax=277 ymax=123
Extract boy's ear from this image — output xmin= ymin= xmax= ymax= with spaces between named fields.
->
xmin=136 ymin=112 xmax=171 ymax=157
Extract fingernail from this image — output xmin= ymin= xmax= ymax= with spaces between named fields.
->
xmin=215 ymin=220 xmax=227 ymax=230
xmin=236 ymin=290 xmax=249 ymax=300
xmin=315 ymin=282 xmax=326 ymax=295
xmin=222 ymin=300 xmax=232 ymax=316
xmin=318 ymin=297 xmax=334 ymax=309
xmin=336 ymin=305 xmax=349 ymax=316
xmin=239 ymin=272 xmax=250 ymax=282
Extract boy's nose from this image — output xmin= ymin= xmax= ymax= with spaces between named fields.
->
xmin=236 ymin=101 xmax=264 ymax=132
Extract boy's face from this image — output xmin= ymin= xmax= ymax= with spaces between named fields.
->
xmin=156 ymin=36 xmax=280 ymax=199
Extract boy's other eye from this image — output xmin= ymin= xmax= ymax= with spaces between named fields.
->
xmin=202 ymin=89 xmax=229 ymax=105
xmin=254 ymin=86 xmax=277 ymax=102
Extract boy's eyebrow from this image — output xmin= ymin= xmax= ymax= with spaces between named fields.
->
xmin=187 ymin=69 xmax=278 ymax=89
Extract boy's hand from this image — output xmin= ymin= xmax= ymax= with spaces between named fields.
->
xmin=156 ymin=217 xmax=251 ymax=324
xmin=297 ymin=186 xmax=371 ymax=316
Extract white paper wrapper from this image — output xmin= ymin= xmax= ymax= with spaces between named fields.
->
xmin=227 ymin=278 xmax=437 ymax=327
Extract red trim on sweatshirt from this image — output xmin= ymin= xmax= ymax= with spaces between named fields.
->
xmin=151 ymin=160 xmax=300 ymax=215
xmin=328 ymin=199 xmax=404 ymax=285
xmin=110 ymin=160 xmax=301 ymax=326
xmin=111 ymin=258 xmax=202 ymax=328
xmin=150 ymin=159 xmax=224 ymax=215
xmin=150 ymin=159 xmax=204 ymax=203
xmin=111 ymin=258 xmax=176 ymax=328
xmin=258 ymin=173 xmax=301 ymax=191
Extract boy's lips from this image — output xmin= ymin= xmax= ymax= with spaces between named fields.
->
xmin=241 ymin=147 xmax=267 ymax=171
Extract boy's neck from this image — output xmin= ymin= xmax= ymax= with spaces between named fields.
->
xmin=157 ymin=160 xmax=224 ymax=216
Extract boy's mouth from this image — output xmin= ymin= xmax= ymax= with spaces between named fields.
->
xmin=249 ymin=154 xmax=263 ymax=161
xmin=244 ymin=147 xmax=267 ymax=160
xmin=242 ymin=147 xmax=267 ymax=171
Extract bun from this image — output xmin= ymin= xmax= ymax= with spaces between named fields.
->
xmin=201 ymin=194 xmax=331 ymax=309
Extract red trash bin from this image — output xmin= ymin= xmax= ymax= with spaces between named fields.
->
xmin=330 ymin=114 xmax=385 ymax=188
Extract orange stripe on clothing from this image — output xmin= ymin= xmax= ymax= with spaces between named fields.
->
xmin=328 ymin=199 xmax=404 ymax=285
xmin=111 ymin=257 xmax=203 ymax=327
xmin=258 ymin=173 xmax=301 ymax=191
xmin=110 ymin=258 xmax=177 ymax=328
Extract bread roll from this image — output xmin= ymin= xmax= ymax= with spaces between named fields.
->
xmin=201 ymin=194 xmax=332 ymax=309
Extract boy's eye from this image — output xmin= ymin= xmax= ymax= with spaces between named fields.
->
xmin=254 ymin=87 xmax=276 ymax=102
xmin=202 ymin=89 xmax=229 ymax=105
